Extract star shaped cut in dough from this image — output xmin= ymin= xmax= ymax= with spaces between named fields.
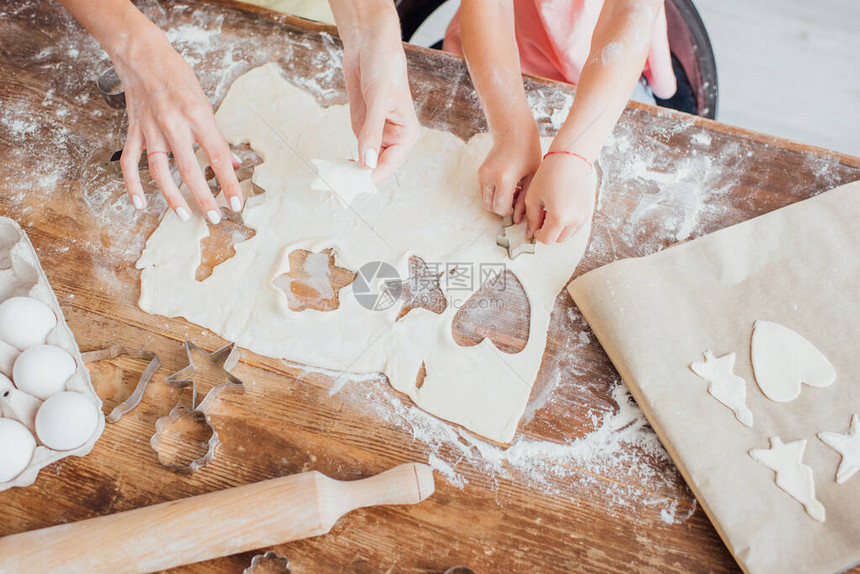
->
xmin=818 ymin=413 xmax=860 ymax=484
xmin=496 ymin=215 xmax=535 ymax=260
xmin=273 ymin=249 xmax=356 ymax=312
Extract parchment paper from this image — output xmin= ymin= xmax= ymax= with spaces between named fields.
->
xmin=568 ymin=180 xmax=860 ymax=574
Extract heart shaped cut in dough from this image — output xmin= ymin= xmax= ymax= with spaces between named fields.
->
xmin=751 ymin=320 xmax=836 ymax=402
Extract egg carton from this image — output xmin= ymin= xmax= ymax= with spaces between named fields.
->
xmin=0 ymin=218 xmax=105 ymax=491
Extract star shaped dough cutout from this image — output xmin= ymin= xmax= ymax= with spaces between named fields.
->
xmin=818 ymin=413 xmax=860 ymax=484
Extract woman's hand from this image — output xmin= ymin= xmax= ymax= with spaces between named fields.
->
xmin=478 ymin=126 xmax=542 ymax=220
xmin=114 ymin=25 xmax=243 ymax=222
xmin=332 ymin=0 xmax=419 ymax=182
xmin=524 ymin=153 xmax=595 ymax=244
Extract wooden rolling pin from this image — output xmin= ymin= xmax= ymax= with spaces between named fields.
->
xmin=0 ymin=462 xmax=434 ymax=573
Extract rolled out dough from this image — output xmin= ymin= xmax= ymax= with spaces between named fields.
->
xmin=136 ymin=64 xmax=593 ymax=443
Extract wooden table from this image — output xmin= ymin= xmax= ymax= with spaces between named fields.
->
xmin=1 ymin=1 xmax=858 ymax=572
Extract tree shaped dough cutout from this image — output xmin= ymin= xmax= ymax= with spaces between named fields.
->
xmin=818 ymin=413 xmax=860 ymax=484
xmin=274 ymin=249 xmax=356 ymax=312
xmin=690 ymin=351 xmax=753 ymax=427
xmin=750 ymin=437 xmax=825 ymax=522
xmin=750 ymin=320 xmax=836 ymax=402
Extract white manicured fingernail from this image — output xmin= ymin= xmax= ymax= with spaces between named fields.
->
xmin=132 ymin=195 xmax=143 ymax=210
xmin=364 ymin=148 xmax=378 ymax=169
xmin=176 ymin=207 xmax=190 ymax=222
xmin=230 ymin=196 xmax=243 ymax=211
xmin=207 ymin=209 xmax=222 ymax=224
xmin=231 ymin=152 xmax=241 ymax=164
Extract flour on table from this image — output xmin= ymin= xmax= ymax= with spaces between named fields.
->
xmin=750 ymin=437 xmax=825 ymax=522
xmin=818 ymin=413 xmax=860 ymax=484
xmin=689 ymin=351 xmax=753 ymax=427
xmin=136 ymin=64 xmax=593 ymax=443
xmin=750 ymin=320 xmax=836 ymax=402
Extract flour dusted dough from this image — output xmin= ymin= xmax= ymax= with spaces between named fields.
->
xmin=136 ymin=64 xmax=593 ymax=443
xmin=310 ymin=159 xmax=377 ymax=207
xmin=751 ymin=320 xmax=836 ymax=402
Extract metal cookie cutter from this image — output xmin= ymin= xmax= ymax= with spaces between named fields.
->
xmin=244 ymin=551 xmax=292 ymax=574
xmin=496 ymin=215 xmax=535 ymax=259
xmin=82 ymin=345 xmax=162 ymax=423
xmin=97 ymin=66 xmax=126 ymax=109
xmin=150 ymin=340 xmax=247 ymax=474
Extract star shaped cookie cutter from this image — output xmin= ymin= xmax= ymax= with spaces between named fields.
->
xmin=150 ymin=340 xmax=247 ymax=474
xmin=496 ymin=215 xmax=535 ymax=259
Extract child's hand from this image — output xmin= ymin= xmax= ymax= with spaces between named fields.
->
xmin=524 ymin=154 xmax=594 ymax=244
xmin=479 ymin=128 xmax=542 ymax=218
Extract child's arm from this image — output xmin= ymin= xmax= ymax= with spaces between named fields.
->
xmin=459 ymin=0 xmax=542 ymax=217
xmin=526 ymin=0 xmax=673 ymax=243
xmin=58 ymin=0 xmax=243 ymax=222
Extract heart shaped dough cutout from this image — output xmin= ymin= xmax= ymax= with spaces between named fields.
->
xmin=751 ymin=320 xmax=836 ymax=402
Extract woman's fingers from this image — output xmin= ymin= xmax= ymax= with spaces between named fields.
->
xmin=166 ymin=126 xmax=222 ymax=224
xmin=120 ymin=125 xmax=146 ymax=210
xmin=197 ymin=122 xmax=243 ymax=211
xmin=145 ymin=135 xmax=192 ymax=222
xmin=357 ymin=86 xmax=387 ymax=170
xmin=372 ymin=140 xmax=410 ymax=183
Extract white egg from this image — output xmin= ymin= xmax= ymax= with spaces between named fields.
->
xmin=35 ymin=391 xmax=99 ymax=451
xmin=12 ymin=344 xmax=76 ymax=400
xmin=0 ymin=418 xmax=37 ymax=482
xmin=0 ymin=372 xmax=13 ymax=393
xmin=0 ymin=296 xmax=57 ymax=350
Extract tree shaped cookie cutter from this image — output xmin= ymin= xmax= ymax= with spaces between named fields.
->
xmin=150 ymin=340 xmax=247 ymax=474
xmin=496 ymin=215 xmax=535 ymax=259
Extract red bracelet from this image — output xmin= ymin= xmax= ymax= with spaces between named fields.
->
xmin=543 ymin=150 xmax=593 ymax=168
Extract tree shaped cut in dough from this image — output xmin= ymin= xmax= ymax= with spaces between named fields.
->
xmin=689 ymin=351 xmax=753 ymax=427
xmin=196 ymin=212 xmax=256 ymax=281
xmin=749 ymin=437 xmax=825 ymax=522
xmin=818 ymin=413 xmax=860 ymax=484
xmin=750 ymin=320 xmax=836 ymax=402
